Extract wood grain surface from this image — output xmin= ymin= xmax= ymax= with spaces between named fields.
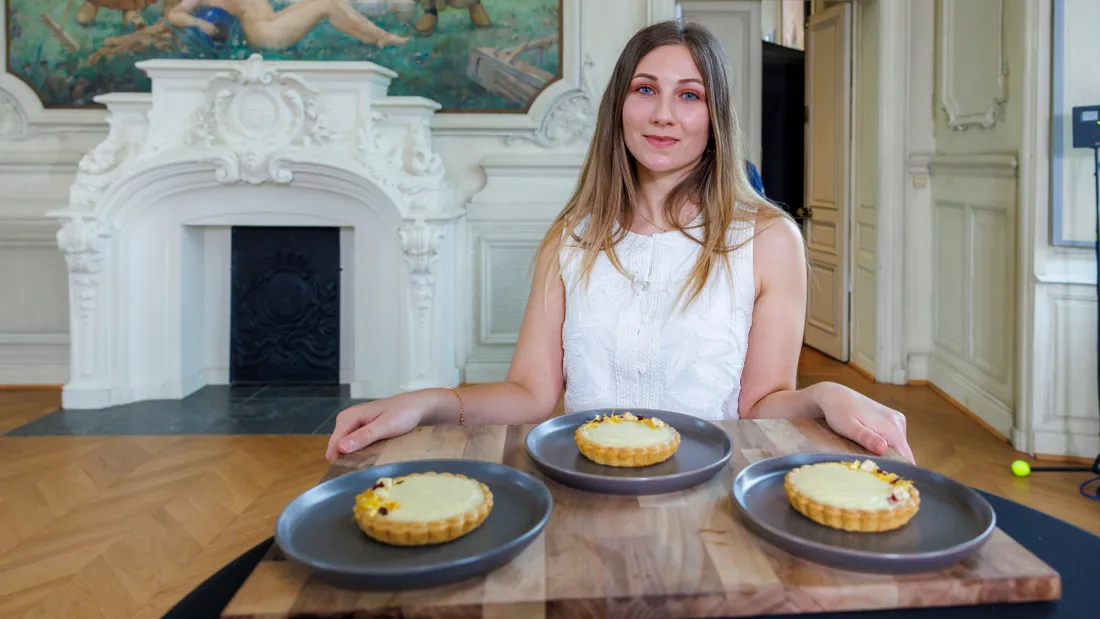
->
xmin=222 ymin=419 xmax=1061 ymax=618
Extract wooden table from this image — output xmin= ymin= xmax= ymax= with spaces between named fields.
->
xmin=222 ymin=419 xmax=1061 ymax=618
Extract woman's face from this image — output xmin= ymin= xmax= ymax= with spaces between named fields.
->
xmin=622 ymin=44 xmax=710 ymax=178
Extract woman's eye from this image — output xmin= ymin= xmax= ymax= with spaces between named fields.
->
xmin=682 ymin=91 xmax=700 ymax=101
xmin=637 ymin=85 xmax=655 ymax=95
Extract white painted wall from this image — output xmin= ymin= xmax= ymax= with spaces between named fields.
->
xmin=850 ymin=0 xmax=879 ymax=377
xmin=928 ymin=0 xmax=1023 ymax=440
xmin=928 ymin=156 xmax=1018 ymax=439
xmin=1018 ymin=0 xmax=1099 ymax=459
xmin=904 ymin=0 xmax=936 ymax=386
xmin=927 ymin=0 xmax=1098 ymax=459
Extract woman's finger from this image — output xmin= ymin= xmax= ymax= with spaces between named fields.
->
xmin=862 ymin=408 xmax=916 ymax=464
xmin=883 ymin=421 xmax=916 ymax=463
xmin=326 ymin=413 xmax=359 ymax=461
xmin=338 ymin=410 xmax=403 ymax=455
xmin=852 ymin=419 xmax=889 ymax=455
xmin=326 ymin=404 xmax=380 ymax=462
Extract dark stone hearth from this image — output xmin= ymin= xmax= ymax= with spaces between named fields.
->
xmin=4 ymin=384 xmax=370 ymax=437
xmin=230 ymin=226 xmax=341 ymax=386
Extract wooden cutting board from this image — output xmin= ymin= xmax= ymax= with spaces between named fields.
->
xmin=222 ymin=419 xmax=1061 ymax=618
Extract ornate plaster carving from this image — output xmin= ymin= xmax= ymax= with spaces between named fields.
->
xmin=56 ymin=216 xmax=112 ymax=275
xmin=505 ymin=55 xmax=597 ymax=148
xmin=56 ymin=217 xmax=113 ymax=380
xmin=187 ymin=54 xmax=337 ymax=184
xmin=78 ymin=130 xmax=127 ymax=176
xmin=357 ymin=110 xmax=402 ymax=190
xmin=0 ymin=90 xmax=29 ymax=141
xmin=399 ymin=218 xmax=446 ymax=383
xmin=70 ymin=111 xmax=136 ymax=210
xmin=938 ymin=0 xmax=1008 ymax=131
xmin=399 ymin=218 xmax=445 ymax=327
xmin=405 ymin=120 xmax=444 ymax=177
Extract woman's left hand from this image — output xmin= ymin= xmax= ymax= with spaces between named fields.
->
xmin=815 ymin=382 xmax=915 ymax=464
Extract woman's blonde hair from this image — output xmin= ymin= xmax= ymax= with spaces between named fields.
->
xmin=534 ymin=20 xmax=792 ymax=307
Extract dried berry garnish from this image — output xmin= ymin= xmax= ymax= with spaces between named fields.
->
xmin=888 ymin=496 xmax=898 ymax=503
xmin=396 ymin=480 xmax=405 ymax=485
xmin=379 ymin=507 xmax=389 ymax=515
xmin=372 ymin=482 xmax=384 ymax=490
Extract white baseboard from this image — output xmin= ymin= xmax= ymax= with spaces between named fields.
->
xmin=906 ymin=352 xmax=930 ymax=382
xmin=929 ymin=355 xmax=1014 ymax=438
xmin=204 ymin=368 xmax=229 ymax=385
xmin=1032 ymin=431 xmax=1100 ymax=460
xmin=0 ymin=333 xmax=69 ymax=385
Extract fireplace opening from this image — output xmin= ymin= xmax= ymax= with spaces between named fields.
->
xmin=229 ymin=226 xmax=341 ymax=386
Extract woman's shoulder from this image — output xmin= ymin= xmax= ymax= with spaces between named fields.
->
xmin=751 ymin=210 xmax=802 ymax=247
xmin=751 ymin=211 xmax=807 ymax=278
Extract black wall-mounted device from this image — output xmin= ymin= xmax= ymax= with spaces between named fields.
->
xmin=1072 ymin=104 xmax=1100 ymax=148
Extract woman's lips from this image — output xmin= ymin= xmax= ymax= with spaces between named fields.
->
xmin=644 ymin=135 xmax=679 ymax=148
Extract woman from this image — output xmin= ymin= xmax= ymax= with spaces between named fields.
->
xmin=326 ymin=20 xmax=913 ymax=464
xmin=166 ymin=0 xmax=409 ymax=49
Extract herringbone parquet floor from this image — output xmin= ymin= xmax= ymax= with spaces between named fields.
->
xmin=0 ymin=349 xmax=1096 ymax=618
xmin=0 ymin=393 xmax=330 ymax=618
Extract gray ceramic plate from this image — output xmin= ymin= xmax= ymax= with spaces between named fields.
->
xmin=525 ymin=409 xmax=733 ymax=495
xmin=274 ymin=458 xmax=552 ymax=590
xmin=732 ymin=453 xmax=997 ymax=573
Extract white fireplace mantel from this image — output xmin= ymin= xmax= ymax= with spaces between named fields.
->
xmin=48 ymin=54 xmax=462 ymax=409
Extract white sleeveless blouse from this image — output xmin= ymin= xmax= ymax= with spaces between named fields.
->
xmin=559 ymin=214 xmax=757 ymax=421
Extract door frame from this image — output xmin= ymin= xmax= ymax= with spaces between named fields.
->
xmin=803 ymin=0 xmax=853 ymax=363
xmin=805 ymin=0 xmax=911 ymax=384
xmin=870 ymin=0 xmax=910 ymax=385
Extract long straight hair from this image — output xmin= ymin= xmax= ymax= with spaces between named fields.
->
xmin=534 ymin=20 xmax=792 ymax=307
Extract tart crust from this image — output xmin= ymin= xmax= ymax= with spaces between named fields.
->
xmin=574 ymin=411 xmax=681 ymax=467
xmin=783 ymin=460 xmax=920 ymax=533
xmin=352 ymin=472 xmax=493 ymax=546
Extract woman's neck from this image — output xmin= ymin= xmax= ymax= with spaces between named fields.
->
xmin=634 ymin=167 xmax=696 ymax=231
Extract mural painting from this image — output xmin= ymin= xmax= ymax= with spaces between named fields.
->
xmin=4 ymin=0 xmax=562 ymax=111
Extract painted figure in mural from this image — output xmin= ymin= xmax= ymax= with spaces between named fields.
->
xmin=415 ymin=0 xmax=491 ymax=36
xmin=76 ymin=0 xmax=158 ymax=29
xmin=166 ymin=0 xmax=411 ymax=49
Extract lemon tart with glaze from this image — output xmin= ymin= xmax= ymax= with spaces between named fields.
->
xmin=353 ymin=472 xmax=493 ymax=546
xmin=784 ymin=459 xmax=919 ymax=532
xmin=575 ymin=411 xmax=681 ymax=467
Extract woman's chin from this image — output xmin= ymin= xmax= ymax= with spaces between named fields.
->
xmin=636 ymin=156 xmax=690 ymax=175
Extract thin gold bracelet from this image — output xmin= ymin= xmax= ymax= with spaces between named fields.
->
xmin=445 ymin=386 xmax=465 ymax=426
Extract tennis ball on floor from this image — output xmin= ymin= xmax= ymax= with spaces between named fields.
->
xmin=1011 ymin=460 xmax=1031 ymax=477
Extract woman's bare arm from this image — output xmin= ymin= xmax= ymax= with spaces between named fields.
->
xmin=422 ymin=233 xmax=567 ymax=426
xmin=737 ymin=215 xmax=813 ymax=417
xmin=165 ymin=0 xmax=218 ymax=35
xmin=737 ymin=214 xmax=913 ymax=462
xmin=326 ymin=232 xmax=567 ymax=459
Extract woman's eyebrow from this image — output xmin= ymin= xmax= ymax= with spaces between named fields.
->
xmin=632 ymin=73 xmax=705 ymax=87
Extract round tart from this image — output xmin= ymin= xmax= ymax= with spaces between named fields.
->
xmin=574 ymin=411 xmax=681 ymax=467
xmin=784 ymin=459 xmax=920 ymax=532
xmin=352 ymin=472 xmax=493 ymax=546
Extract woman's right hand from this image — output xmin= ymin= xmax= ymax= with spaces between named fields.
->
xmin=325 ymin=390 xmax=440 ymax=462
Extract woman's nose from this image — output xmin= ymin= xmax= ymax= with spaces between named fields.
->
xmin=651 ymin=95 xmax=674 ymax=124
